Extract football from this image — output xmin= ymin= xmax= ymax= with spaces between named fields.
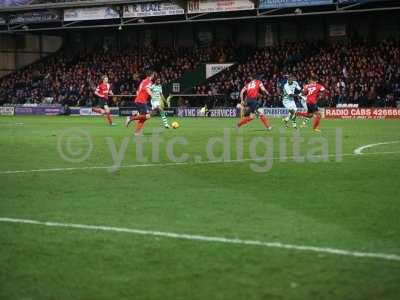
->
xmin=171 ymin=121 xmax=180 ymax=129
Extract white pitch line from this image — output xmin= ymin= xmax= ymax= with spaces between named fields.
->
xmin=1 ymin=151 xmax=400 ymax=175
xmin=0 ymin=162 xmax=189 ymax=175
xmin=0 ymin=217 xmax=399 ymax=262
xmin=354 ymin=141 xmax=400 ymax=155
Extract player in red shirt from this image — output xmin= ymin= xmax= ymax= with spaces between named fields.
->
xmin=297 ymin=77 xmax=327 ymax=132
xmin=93 ymin=75 xmax=114 ymax=126
xmin=125 ymin=70 xmax=155 ymax=135
xmin=237 ymin=75 xmax=272 ymax=130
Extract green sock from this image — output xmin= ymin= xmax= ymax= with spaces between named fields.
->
xmin=160 ymin=111 xmax=169 ymax=127
xmin=290 ymin=110 xmax=296 ymax=121
xmin=290 ymin=110 xmax=297 ymax=127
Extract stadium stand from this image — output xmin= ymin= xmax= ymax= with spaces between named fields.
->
xmin=0 ymin=44 xmax=235 ymax=106
xmin=198 ymin=39 xmax=400 ymax=108
xmin=1 ymin=39 xmax=399 ymax=108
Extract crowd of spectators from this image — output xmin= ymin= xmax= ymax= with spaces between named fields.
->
xmin=0 ymin=44 xmax=234 ymax=106
xmin=1 ymin=39 xmax=399 ymax=108
xmin=196 ymin=39 xmax=400 ymax=108
xmin=193 ymin=41 xmax=320 ymax=107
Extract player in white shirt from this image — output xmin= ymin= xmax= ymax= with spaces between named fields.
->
xmin=150 ymin=78 xmax=170 ymax=129
xmin=282 ymin=75 xmax=302 ymax=129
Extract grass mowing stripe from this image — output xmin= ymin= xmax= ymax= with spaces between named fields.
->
xmin=1 ymin=150 xmax=400 ymax=175
xmin=1 ymin=217 xmax=400 ymax=262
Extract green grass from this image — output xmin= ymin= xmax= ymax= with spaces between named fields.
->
xmin=1 ymin=116 xmax=400 ymax=300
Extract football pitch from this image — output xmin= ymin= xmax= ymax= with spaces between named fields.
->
xmin=1 ymin=116 xmax=400 ymax=299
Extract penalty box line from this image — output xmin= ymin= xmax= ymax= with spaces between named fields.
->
xmin=0 ymin=151 xmax=400 ymax=175
xmin=0 ymin=217 xmax=400 ymax=262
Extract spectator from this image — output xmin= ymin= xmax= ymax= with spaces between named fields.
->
xmin=0 ymin=44 xmax=235 ymax=106
xmin=201 ymin=39 xmax=400 ymax=107
xmin=1 ymin=39 xmax=399 ymax=108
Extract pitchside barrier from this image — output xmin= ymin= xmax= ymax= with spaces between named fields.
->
xmin=15 ymin=106 xmax=64 ymax=116
xmin=0 ymin=106 xmax=65 ymax=116
xmin=0 ymin=106 xmax=15 ymax=116
xmin=0 ymin=105 xmax=64 ymax=116
xmin=2 ymin=105 xmax=400 ymax=119
xmin=176 ymin=107 xmax=308 ymax=118
xmin=324 ymin=107 xmax=400 ymax=119
xmin=119 ymin=107 xmax=176 ymax=117
xmin=90 ymin=106 xmax=400 ymax=119
xmin=69 ymin=107 xmax=120 ymax=116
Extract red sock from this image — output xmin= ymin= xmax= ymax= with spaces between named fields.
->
xmin=259 ymin=114 xmax=270 ymax=128
xmin=238 ymin=116 xmax=253 ymax=127
xmin=132 ymin=114 xmax=147 ymax=122
xmin=135 ymin=119 xmax=147 ymax=133
xmin=106 ymin=112 xmax=113 ymax=125
xmin=313 ymin=113 xmax=321 ymax=129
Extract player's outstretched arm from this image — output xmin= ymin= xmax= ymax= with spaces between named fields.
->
xmin=94 ymin=87 xmax=102 ymax=98
xmin=166 ymin=95 xmax=172 ymax=108
xmin=161 ymin=93 xmax=168 ymax=109
xmin=260 ymin=83 xmax=269 ymax=95
xmin=240 ymin=87 xmax=247 ymax=103
xmin=146 ymin=86 xmax=152 ymax=97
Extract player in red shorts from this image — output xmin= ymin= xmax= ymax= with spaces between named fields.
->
xmin=93 ymin=75 xmax=114 ymax=126
xmin=237 ymin=75 xmax=272 ymax=131
xmin=125 ymin=70 xmax=155 ymax=136
xmin=297 ymin=77 xmax=327 ymax=132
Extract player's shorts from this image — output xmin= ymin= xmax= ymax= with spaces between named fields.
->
xmin=151 ymin=100 xmax=161 ymax=109
xmin=135 ymin=102 xmax=149 ymax=114
xmin=282 ymin=99 xmax=297 ymax=111
xmin=94 ymin=96 xmax=110 ymax=109
xmin=307 ymin=103 xmax=319 ymax=114
xmin=246 ymin=98 xmax=258 ymax=113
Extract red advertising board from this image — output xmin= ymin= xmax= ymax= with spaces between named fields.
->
xmin=324 ymin=108 xmax=400 ymax=119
